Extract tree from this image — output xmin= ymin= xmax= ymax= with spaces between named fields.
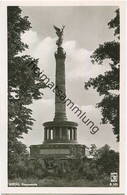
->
xmin=97 ymin=145 xmax=119 ymax=175
xmin=85 ymin=9 xmax=120 ymax=141
xmin=8 ymin=6 xmax=45 ymax=178
xmin=8 ymin=140 xmax=29 ymax=178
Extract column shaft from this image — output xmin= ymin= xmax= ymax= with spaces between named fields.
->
xmin=54 ymin=48 xmax=67 ymax=121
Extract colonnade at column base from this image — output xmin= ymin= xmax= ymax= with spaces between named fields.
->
xmin=43 ymin=120 xmax=78 ymax=144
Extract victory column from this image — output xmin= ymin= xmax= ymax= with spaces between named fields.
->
xmin=30 ymin=26 xmax=88 ymax=172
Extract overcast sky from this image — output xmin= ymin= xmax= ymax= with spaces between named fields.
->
xmin=20 ymin=6 xmax=119 ymax=151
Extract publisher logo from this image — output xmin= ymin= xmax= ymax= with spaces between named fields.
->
xmin=110 ymin=172 xmax=118 ymax=187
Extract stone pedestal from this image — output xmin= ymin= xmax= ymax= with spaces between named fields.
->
xmin=30 ymin=143 xmax=87 ymax=160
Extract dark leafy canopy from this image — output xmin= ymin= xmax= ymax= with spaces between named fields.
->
xmin=85 ymin=9 xmax=120 ymax=141
xmin=97 ymin=144 xmax=119 ymax=175
xmin=8 ymin=6 xmax=44 ymax=138
xmin=8 ymin=6 xmax=44 ymax=178
xmin=108 ymin=9 xmax=120 ymax=38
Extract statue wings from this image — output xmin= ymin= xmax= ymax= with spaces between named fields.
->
xmin=53 ymin=25 xmax=65 ymax=37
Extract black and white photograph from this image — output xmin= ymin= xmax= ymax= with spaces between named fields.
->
xmin=7 ymin=5 xmax=121 ymax=187
xmin=0 ymin=0 xmax=125 ymax=192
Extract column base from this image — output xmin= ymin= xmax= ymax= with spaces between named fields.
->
xmin=54 ymin=112 xmax=67 ymax=122
xmin=30 ymin=143 xmax=88 ymax=160
xmin=43 ymin=120 xmax=78 ymax=144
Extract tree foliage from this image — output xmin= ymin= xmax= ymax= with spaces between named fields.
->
xmin=8 ymin=6 xmax=44 ymax=178
xmin=85 ymin=9 xmax=120 ymax=141
xmin=97 ymin=144 xmax=119 ymax=175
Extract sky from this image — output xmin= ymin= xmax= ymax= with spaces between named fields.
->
xmin=20 ymin=6 xmax=119 ymax=151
